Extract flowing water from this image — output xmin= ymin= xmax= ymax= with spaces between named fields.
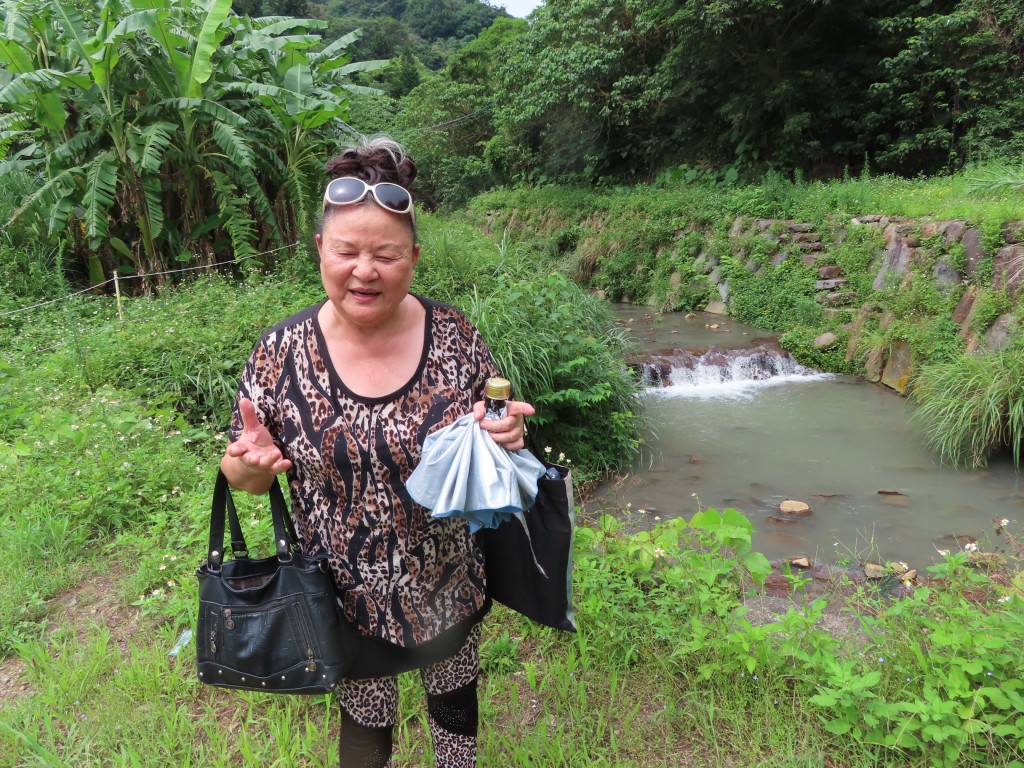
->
xmin=590 ymin=306 xmax=1024 ymax=567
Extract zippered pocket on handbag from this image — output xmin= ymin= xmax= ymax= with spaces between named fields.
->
xmin=209 ymin=597 xmax=315 ymax=677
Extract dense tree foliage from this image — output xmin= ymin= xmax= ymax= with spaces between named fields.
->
xmin=366 ymin=0 xmax=1022 ymax=202
xmin=476 ymin=0 xmax=1024 ymax=185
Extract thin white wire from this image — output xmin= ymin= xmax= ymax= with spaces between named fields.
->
xmin=0 ymin=240 xmax=300 ymax=319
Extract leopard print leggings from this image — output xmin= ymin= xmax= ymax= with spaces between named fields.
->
xmin=338 ymin=623 xmax=481 ymax=768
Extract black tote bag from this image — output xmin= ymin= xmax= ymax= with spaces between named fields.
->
xmin=482 ymin=459 xmax=576 ymax=632
xmin=195 ymin=471 xmax=359 ymax=693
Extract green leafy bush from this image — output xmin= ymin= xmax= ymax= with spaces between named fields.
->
xmin=724 ymin=258 xmax=822 ymax=332
xmin=779 ymin=327 xmax=861 ymax=375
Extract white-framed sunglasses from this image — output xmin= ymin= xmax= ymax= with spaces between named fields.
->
xmin=322 ymin=177 xmax=415 ymax=221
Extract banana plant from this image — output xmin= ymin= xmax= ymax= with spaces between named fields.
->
xmin=0 ymin=0 xmax=369 ymax=288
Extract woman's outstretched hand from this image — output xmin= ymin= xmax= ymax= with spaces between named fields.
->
xmin=221 ymin=398 xmax=292 ymax=492
xmin=473 ymin=398 xmax=536 ymax=452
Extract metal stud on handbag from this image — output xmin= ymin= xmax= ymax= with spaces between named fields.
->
xmin=195 ymin=471 xmax=358 ymax=693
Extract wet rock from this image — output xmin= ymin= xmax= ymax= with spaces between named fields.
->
xmin=878 ymin=488 xmax=904 ymax=495
xmin=689 ymin=455 xmax=706 ymax=464
xmin=936 ymin=533 xmax=978 ymax=546
xmin=873 ymin=226 xmax=915 ymax=291
xmin=684 ymin=312 xmax=696 ymax=320
xmin=704 ymin=299 xmax=727 ymax=315
xmin=788 ymin=557 xmax=813 ymax=568
xmin=952 ymin=285 xmax=978 ymax=329
xmin=968 ymin=551 xmax=1007 ymax=569
xmin=766 ymin=515 xmax=800 ymax=525
xmin=983 ymin=314 xmax=1017 ymax=350
xmin=880 ymin=494 xmax=910 ymax=507
xmin=932 ymin=258 xmax=962 ymax=289
xmin=778 ymin=500 xmax=812 ymax=516
xmin=941 ymin=220 xmax=968 ymax=245
xmin=819 ymin=291 xmax=857 ymax=305
xmin=708 ymin=323 xmax=720 ymax=330
xmin=818 ymin=265 xmax=843 ymax=279
xmin=880 ymin=339 xmax=913 ymax=393
xmin=811 ymin=493 xmax=846 ymax=499
xmin=814 ymin=332 xmax=838 ymax=349
xmin=864 ymin=347 xmax=884 ymax=382
xmin=864 ymin=563 xmax=886 ymax=579
xmin=993 ymin=244 xmax=1024 ymax=296
xmin=961 ymin=228 xmax=986 ymax=276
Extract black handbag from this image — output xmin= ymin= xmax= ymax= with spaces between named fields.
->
xmin=482 ymin=457 xmax=576 ymax=632
xmin=195 ymin=471 xmax=358 ymax=693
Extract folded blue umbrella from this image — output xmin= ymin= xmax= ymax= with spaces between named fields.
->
xmin=406 ymin=413 xmax=547 ymax=535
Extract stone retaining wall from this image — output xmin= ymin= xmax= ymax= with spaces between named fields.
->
xmin=701 ymin=215 xmax=1024 ymax=394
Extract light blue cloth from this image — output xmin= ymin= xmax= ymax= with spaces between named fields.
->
xmin=406 ymin=413 xmax=547 ymax=533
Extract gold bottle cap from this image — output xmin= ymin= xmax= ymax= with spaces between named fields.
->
xmin=485 ymin=377 xmax=511 ymax=400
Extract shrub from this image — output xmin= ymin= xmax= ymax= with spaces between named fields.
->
xmin=778 ymin=327 xmax=861 ymax=375
xmin=724 ymin=257 xmax=822 ymax=332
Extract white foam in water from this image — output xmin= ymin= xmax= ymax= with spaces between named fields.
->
xmin=642 ymin=346 xmax=835 ymax=400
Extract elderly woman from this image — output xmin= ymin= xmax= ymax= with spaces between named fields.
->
xmin=220 ymin=137 xmax=533 ymax=768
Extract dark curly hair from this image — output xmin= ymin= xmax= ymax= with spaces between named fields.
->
xmin=319 ymin=136 xmax=418 ymax=241
xmin=325 ymin=137 xmax=417 ymax=187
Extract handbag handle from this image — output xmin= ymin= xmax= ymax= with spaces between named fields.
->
xmin=208 ymin=471 xmax=301 ymax=571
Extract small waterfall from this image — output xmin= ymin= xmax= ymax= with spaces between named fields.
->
xmin=636 ymin=343 xmax=833 ymax=398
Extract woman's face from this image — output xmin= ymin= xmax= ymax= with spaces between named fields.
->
xmin=316 ymin=203 xmax=419 ymax=331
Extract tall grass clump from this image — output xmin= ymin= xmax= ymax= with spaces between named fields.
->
xmin=912 ymin=347 xmax=1024 ymax=467
xmin=467 ymin=271 xmax=643 ymax=479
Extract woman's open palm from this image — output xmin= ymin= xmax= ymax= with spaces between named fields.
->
xmin=225 ymin=398 xmax=292 ymax=475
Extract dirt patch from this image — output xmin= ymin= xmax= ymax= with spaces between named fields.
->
xmin=0 ymin=564 xmax=143 ymax=706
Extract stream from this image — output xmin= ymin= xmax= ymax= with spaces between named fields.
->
xmin=589 ymin=306 xmax=1024 ymax=567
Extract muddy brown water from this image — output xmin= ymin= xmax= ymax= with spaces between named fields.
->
xmin=589 ymin=306 xmax=1024 ymax=568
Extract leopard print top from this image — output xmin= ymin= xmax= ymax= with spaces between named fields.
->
xmin=230 ymin=295 xmax=498 ymax=649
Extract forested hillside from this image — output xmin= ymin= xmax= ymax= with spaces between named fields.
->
xmin=350 ymin=0 xmax=1024 ymax=206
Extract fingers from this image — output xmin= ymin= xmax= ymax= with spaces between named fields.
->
xmin=506 ymin=400 xmax=536 ymax=418
xmin=476 ymin=398 xmax=535 ymax=451
xmin=238 ymin=398 xmax=263 ymax=433
xmin=226 ymin=438 xmax=292 ymax=474
xmin=227 ymin=398 xmax=291 ymax=474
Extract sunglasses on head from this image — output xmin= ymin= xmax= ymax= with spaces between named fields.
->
xmin=322 ymin=177 xmax=415 ymax=221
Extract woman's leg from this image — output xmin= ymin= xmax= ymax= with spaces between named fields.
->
xmin=420 ymin=623 xmax=482 ymax=768
xmin=336 ymin=675 xmax=399 ymax=768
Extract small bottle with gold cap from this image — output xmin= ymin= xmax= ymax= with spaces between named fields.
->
xmin=483 ymin=377 xmax=511 ymax=421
